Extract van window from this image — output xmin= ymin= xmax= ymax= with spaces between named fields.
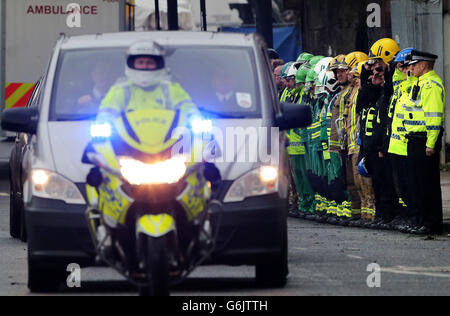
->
xmin=49 ymin=46 xmax=261 ymax=121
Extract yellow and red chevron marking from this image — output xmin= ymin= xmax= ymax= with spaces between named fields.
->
xmin=5 ymin=82 xmax=36 ymax=109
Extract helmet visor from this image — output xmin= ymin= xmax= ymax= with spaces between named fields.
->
xmin=127 ymin=55 xmax=165 ymax=71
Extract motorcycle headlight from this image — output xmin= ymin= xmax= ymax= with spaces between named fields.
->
xmin=119 ymin=156 xmax=187 ymax=185
xmin=30 ymin=169 xmax=85 ymax=204
xmin=224 ymin=166 xmax=279 ymax=203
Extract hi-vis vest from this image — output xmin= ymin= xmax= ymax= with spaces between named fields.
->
xmin=402 ymin=70 xmax=446 ymax=149
xmin=347 ymin=90 xmax=360 ymax=155
xmin=388 ymin=75 xmax=415 ymax=156
xmin=285 ymin=86 xmax=305 ymax=155
xmin=288 ymin=86 xmax=304 ymax=104
xmin=329 ymin=85 xmax=351 ymax=151
xmin=280 ymin=87 xmax=290 ymax=103
xmin=98 ymin=80 xmax=197 ymax=121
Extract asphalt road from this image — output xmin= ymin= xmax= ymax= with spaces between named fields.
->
xmin=0 ymin=160 xmax=449 ymax=296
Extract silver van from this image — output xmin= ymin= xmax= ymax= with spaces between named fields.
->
xmin=2 ymin=31 xmax=311 ymax=292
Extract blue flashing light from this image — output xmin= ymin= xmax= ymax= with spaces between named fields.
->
xmin=192 ymin=119 xmax=213 ymax=134
xmin=90 ymin=123 xmax=112 ymax=138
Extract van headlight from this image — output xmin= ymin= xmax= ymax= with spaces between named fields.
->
xmin=30 ymin=169 xmax=85 ymax=204
xmin=224 ymin=166 xmax=279 ymax=203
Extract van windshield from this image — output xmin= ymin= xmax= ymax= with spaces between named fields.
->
xmin=50 ymin=46 xmax=261 ymax=121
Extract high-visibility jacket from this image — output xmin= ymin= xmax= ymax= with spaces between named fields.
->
xmin=329 ymin=84 xmax=351 ymax=152
xmin=402 ymin=70 xmax=446 ymax=149
xmin=392 ymin=68 xmax=406 ymax=90
xmin=347 ymin=89 xmax=361 ymax=155
xmin=286 ymin=86 xmax=306 ymax=155
xmin=308 ymin=96 xmax=322 ymax=146
xmin=288 ymin=86 xmax=305 ymax=104
xmin=297 ymin=86 xmax=310 ymax=146
xmin=280 ymin=87 xmax=290 ymax=103
xmin=98 ymin=80 xmax=199 ymax=122
xmin=344 ymin=83 xmax=360 ymax=155
xmin=388 ymin=75 xmax=415 ymax=156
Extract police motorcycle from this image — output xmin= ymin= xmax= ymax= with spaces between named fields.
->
xmin=82 ymin=108 xmax=221 ymax=296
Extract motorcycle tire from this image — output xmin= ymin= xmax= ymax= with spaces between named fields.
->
xmin=138 ymin=235 xmax=170 ymax=297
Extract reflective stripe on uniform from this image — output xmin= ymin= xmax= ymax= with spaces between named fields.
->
xmin=424 ymin=112 xmax=443 ymax=118
xmin=403 ymin=120 xmax=425 ymax=126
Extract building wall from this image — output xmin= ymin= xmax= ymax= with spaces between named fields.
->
xmin=391 ymin=0 xmax=448 ymax=147
xmin=444 ymin=1 xmax=450 ymax=148
xmin=286 ymin=0 xmax=392 ymax=56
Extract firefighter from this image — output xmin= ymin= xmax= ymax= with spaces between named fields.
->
xmin=357 ymin=38 xmax=401 ymax=229
xmin=327 ymin=54 xmax=354 ymax=224
xmin=402 ymin=50 xmax=446 ymax=235
xmin=342 ymin=53 xmax=378 ymax=227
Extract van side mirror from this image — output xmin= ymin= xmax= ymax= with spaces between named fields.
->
xmin=1 ymin=108 xmax=39 ymax=134
xmin=275 ymin=103 xmax=312 ymax=131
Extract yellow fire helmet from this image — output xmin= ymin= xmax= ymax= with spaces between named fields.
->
xmin=345 ymin=51 xmax=369 ymax=70
xmin=369 ymin=38 xmax=400 ymax=64
xmin=350 ymin=60 xmax=368 ymax=77
xmin=328 ymin=54 xmax=347 ymax=71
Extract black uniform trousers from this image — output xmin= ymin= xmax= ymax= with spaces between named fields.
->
xmin=365 ymin=153 xmax=399 ymax=221
xmin=390 ymin=154 xmax=410 ymax=217
xmin=406 ymin=133 xmax=443 ymax=234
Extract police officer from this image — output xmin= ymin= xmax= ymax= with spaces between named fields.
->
xmin=98 ymin=41 xmax=199 ymax=123
xmin=403 ymin=50 xmax=446 ymax=235
xmin=386 ymin=48 xmax=416 ymax=231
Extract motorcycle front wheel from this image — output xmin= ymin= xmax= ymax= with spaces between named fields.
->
xmin=138 ymin=235 xmax=170 ymax=296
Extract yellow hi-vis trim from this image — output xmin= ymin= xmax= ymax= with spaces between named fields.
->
xmin=136 ymin=214 xmax=176 ymax=237
xmin=86 ymin=184 xmax=99 ymax=206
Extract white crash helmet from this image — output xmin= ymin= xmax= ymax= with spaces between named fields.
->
xmin=286 ymin=63 xmax=298 ymax=78
xmin=125 ymin=41 xmax=167 ymax=88
xmin=318 ymin=70 xmax=340 ymax=94
xmin=314 ymin=57 xmax=333 ymax=77
xmin=315 ymin=69 xmax=326 ymax=95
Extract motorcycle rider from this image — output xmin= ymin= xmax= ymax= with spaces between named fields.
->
xmin=98 ymin=41 xmax=200 ymax=125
